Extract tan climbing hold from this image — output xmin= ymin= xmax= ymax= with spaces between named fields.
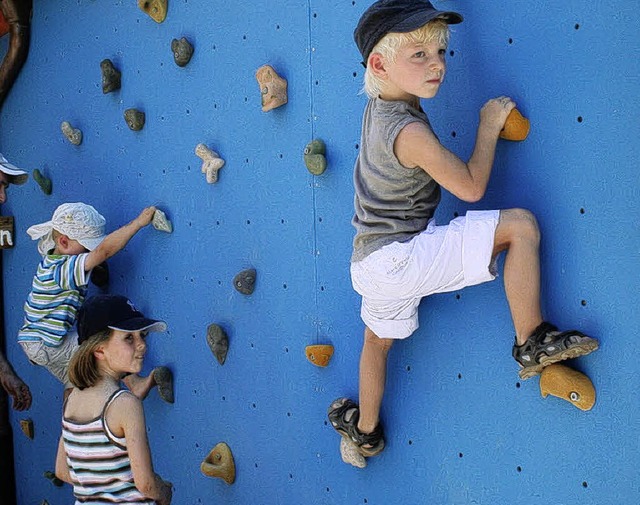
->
xmin=305 ymin=344 xmax=334 ymax=367
xmin=255 ymin=65 xmax=287 ymax=112
xmin=540 ymin=363 xmax=596 ymax=411
xmin=61 ymin=121 xmax=82 ymax=145
xmin=138 ymin=0 xmax=167 ymax=23
xmin=201 ymin=442 xmax=235 ymax=484
xmin=340 ymin=438 xmax=366 ymax=468
xmin=20 ymin=418 xmax=34 ymax=439
xmin=500 ymin=108 xmax=530 ymax=141
xmin=195 ymin=143 xmax=225 ymax=183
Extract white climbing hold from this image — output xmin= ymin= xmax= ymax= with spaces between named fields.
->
xmin=152 ymin=209 xmax=172 ymax=233
xmin=340 ymin=438 xmax=366 ymax=468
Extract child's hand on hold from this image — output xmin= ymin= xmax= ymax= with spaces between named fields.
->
xmin=480 ymin=96 xmax=516 ymax=136
xmin=135 ymin=206 xmax=157 ymax=228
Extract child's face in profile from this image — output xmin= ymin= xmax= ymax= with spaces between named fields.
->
xmin=101 ymin=329 xmax=149 ymax=376
xmin=381 ymin=39 xmax=447 ymax=102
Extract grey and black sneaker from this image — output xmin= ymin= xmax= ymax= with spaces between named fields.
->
xmin=512 ymin=322 xmax=599 ymax=379
xmin=327 ymin=397 xmax=385 ymax=457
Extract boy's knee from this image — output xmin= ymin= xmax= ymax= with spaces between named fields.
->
xmin=364 ymin=327 xmax=394 ymax=352
xmin=499 ymin=208 xmax=540 ymax=244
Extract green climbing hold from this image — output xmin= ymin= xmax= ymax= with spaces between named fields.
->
xmin=303 ymin=139 xmax=327 ymax=175
xmin=33 ymin=169 xmax=52 ymax=195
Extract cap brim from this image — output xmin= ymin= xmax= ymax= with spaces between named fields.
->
xmin=108 ymin=318 xmax=168 ymax=333
xmin=394 ymin=10 xmax=463 ymax=33
xmin=0 ymin=159 xmax=29 ymax=185
xmin=77 ymin=235 xmax=105 ymax=251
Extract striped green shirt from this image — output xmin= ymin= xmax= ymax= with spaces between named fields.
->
xmin=18 ymin=253 xmax=89 ymax=347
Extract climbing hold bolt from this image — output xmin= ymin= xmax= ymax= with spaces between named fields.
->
xmin=233 ymin=268 xmax=256 ymax=295
xmin=152 ymin=208 xmax=173 ymax=233
xmin=303 ymin=139 xmax=327 ymax=175
xmin=171 ymin=37 xmax=193 ymax=67
xmin=124 ymin=108 xmax=145 ymax=131
xmin=201 ymin=442 xmax=235 ymax=484
xmin=206 ymin=323 xmax=229 ymax=365
xmin=60 ymin=121 xmax=82 ymax=146
xmin=195 ymin=143 xmax=225 ymax=184
xmin=540 ymin=363 xmax=596 ymax=411
xmin=305 ymin=344 xmax=334 ymax=367
xmin=100 ymin=59 xmax=121 ymax=94
xmin=255 ymin=64 xmax=288 ymax=112
xmin=138 ymin=0 xmax=167 ymax=23
xmin=500 ymin=108 xmax=530 ymax=141
xmin=33 ymin=169 xmax=52 ymax=195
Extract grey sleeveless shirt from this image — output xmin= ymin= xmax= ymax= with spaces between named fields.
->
xmin=351 ymin=97 xmax=441 ymax=262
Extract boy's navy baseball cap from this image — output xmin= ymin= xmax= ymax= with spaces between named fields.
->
xmin=77 ymin=294 xmax=167 ymax=344
xmin=354 ymin=0 xmax=463 ymax=64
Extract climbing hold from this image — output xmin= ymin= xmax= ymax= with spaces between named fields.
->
xmin=20 ymin=418 xmax=34 ymax=439
xmin=233 ymin=268 xmax=256 ymax=295
xmin=206 ymin=324 xmax=229 ymax=365
xmin=303 ymin=139 xmax=327 ymax=175
xmin=43 ymin=470 xmax=63 ymax=487
xmin=90 ymin=261 xmax=109 ymax=287
xmin=340 ymin=438 xmax=366 ymax=468
xmin=540 ymin=363 xmax=596 ymax=411
xmin=60 ymin=121 xmax=82 ymax=145
xmin=195 ymin=143 xmax=224 ymax=184
xmin=138 ymin=0 xmax=167 ymax=23
xmin=171 ymin=37 xmax=193 ymax=67
xmin=305 ymin=344 xmax=334 ymax=367
xmin=124 ymin=108 xmax=145 ymax=131
xmin=152 ymin=209 xmax=173 ymax=233
xmin=100 ymin=59 xmax=121 ymax=94
xmin=255 ymin=64 xmax=288 ymax=112
xmin=201 ymin=442 xmax=235 ymax=484
xmin=500 ymin=108 xmax=530 ymax=141
xmin=33 ymin=169 xmax=52 ymax=195
xmin=153 ymin=366 xmax=174 ymax=404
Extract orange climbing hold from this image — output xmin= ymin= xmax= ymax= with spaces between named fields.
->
xmin=305 ymin=344 xmax=334 ymax=367
xmin=500 ymin=108 xmax=530 ymax=141
xmin=201 ymin=442 xmax=235 ymax=484
xmin=20 ymin=418 xmax=34 ymax=439
xmin=539 ymin=363 xmax=596 ymax=411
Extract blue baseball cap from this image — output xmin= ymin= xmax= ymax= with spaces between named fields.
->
xmin=77 ymin=294 xmax=167 ymax=344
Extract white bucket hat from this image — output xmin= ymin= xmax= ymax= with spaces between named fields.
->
xmin=27 ymin=202 xmax=106 ymax=256
xmin=0 ymin=153 xmax=29 ymax=185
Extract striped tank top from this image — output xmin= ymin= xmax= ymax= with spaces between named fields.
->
xmin=61 ymin=389 xmax=155 ymax=505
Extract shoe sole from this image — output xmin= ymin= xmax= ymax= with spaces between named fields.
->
xmin=518 ymin=339 xmax=599 ymax=380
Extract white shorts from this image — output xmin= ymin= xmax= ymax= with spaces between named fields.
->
xmin=351 ymin=210 xmax=500 ymax=339
xmin=19 ymin=330 xmax=79 ymax=389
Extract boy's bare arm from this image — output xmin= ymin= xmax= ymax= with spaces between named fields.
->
xmin=395 ymin=97 xmax=515 ymax=203
xmin=84 ymin=206 xmax=156 ymax=271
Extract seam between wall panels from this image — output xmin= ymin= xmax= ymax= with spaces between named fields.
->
xmin=308 ymin=0 xmax=319 ymax=342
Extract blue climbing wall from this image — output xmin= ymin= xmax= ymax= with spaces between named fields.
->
xmin=1 ymin=0 xmax=639 ymax=503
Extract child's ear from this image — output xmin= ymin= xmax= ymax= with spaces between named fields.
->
xmin=57 ymin=234 xmax=69 ymax=249
xmin=93 ymin=345 xmax=107 ymax=361
xmin=368 ymin=53 xmax=387 ymax=78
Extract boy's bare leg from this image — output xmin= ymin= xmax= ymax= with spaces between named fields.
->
xmin=493 ymin=208 xmax=543 ymax=344
xmin=358 ymin=326 xmax=394 ymax=434
xmin=122 ymin=373 xmax=156 ymax=400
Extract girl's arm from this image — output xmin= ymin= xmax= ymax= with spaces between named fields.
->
xmin=395 ymin=97 xmax=515 ymax=203
xmin=108 ymin=393 xmax=172 ymax=505
xmin=55 ymin=435 xmax=73 ymax=484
